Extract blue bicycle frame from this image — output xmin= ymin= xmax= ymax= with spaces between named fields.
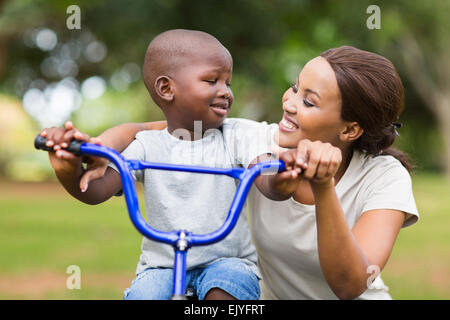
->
xmin=34 ymin=135 xmax=285 ymax=299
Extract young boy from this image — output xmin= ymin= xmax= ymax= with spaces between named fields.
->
xmin=42 ymin=29 xmax=298 ymax=300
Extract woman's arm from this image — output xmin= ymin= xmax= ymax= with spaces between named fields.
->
xmin=97 ymin=121 xmax=167 ymax=152
xmin=290 ymin=139 xmax=405 ymax=299
xmin=82 ymin=121 xmax=167 ymax=191
xmin=312 ymin=181 xmax=405 ymax=299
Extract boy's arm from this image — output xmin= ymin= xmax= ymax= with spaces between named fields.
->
xmin=57 ymin=164 xmax=122 ymax=205
xmin=49 ymin=147 xmax=122 ymax=205
xmin=41 ymin=124 xmax=123 ymax=203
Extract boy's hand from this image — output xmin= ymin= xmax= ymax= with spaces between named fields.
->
xmin=40 ymin=121 xmax=107 ymax=191
xmin=40 ymin=122 xmax=83 ymax=174
xmin=40 ymin=121 xmax=96 ymax=159
xmin=79 ymin=155 xmax=109 ymax=192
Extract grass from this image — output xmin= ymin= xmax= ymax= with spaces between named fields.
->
xmin=0 ymin=182 xmax=142 ymax=299
xmin=0 ymin=172 xmax=449 ymax=300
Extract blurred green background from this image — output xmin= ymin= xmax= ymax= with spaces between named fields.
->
xmin=0 ymin=0 xmax=449 ymax=299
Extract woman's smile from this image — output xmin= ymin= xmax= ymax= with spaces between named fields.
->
xmin=279 ymin=115 xmax=299 ymax=132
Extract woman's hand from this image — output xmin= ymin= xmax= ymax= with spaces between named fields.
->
xmin=293 ymin=139 xmax=342 ymax=187
xmin=274 ymin=139 xmax=341 ymax=196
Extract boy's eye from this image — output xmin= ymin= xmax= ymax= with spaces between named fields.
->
xmin=226 ymin=83 xmax=231 ymax=87
xmin=205 ymin=79 xmax=217 ymax=84
xmin=303 ymin=98 xmax=315 ymax=107
xmin=291 ymin=84 xmax=298 ymax=93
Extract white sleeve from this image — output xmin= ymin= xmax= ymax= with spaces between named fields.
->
xmin=362 ymin=165 xmax=419 ymax=228
xmin=223 ymin=118 xmax=277 ymax=168
xmin=108 ymin=137 xmax=146 ymax=182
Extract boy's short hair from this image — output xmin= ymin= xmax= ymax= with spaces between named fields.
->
xmin=142 ymin=29 xmax=228 ymax=105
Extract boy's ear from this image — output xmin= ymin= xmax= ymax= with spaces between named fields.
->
xmin=339 ymin=121 xmax=364 ymax=142
xmin=154 ymin=76 xmax=174 ymax=102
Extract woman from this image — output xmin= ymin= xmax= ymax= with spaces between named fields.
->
xmin=248 ymin=46 xmax=418 ymax=299
xmin=42 ymin=46 xmax=419 ymax=299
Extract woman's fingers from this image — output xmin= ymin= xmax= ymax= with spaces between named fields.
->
xmin=314 ymin=144 xmax=334 ymax=179
xmin=302 ymin=142 xmax=324 ymax=180
xmin=315 ymin=146 xmax=341 ymax=181
xmin=327 ymin=148 xmax=342 ymax=178
xmin=295 ymin=139 xmax=310 ymax=170
xmin=294 ymin=140 xmax=342 ymax=183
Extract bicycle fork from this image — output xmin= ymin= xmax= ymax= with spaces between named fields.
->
xmin=171 ymin=231 xmax=189 ymax=300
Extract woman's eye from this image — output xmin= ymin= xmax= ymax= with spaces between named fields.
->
xmin=303 ymin=98 xmax=314 ymax=107
xmin=291 ymin=84 xmax=298 ymax=93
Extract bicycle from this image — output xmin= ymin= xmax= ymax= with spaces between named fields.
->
xmin=34 ymin=134 xmax=285 ymax=299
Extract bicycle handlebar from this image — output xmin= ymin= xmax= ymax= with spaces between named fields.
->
xmin=34 ymin=134 xmax=286 ymax=249
xmin=34 ymin=134 xmax=83 ymax=156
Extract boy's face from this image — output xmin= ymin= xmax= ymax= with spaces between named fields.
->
xmin=168 ymin=46 xmax=234 ymax=133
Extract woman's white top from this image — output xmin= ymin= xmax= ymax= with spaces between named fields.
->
xmin=248 ymin=145 xmax=419 ymax=300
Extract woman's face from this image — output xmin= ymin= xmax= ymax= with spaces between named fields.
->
xmin=276 ymin=56 xmax=346 ymax=148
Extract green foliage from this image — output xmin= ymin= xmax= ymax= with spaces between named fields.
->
xmin=0 ymin=0 xmax=447 ymax=177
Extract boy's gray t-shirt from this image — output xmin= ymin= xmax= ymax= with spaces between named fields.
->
xmin=109 ymin=118 xmax=273 ymax=275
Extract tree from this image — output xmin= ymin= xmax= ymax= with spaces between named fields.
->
xmin=0 ymin=0 xmax=447 ymax=179
xmin=394 ymin=1 xmax=450 ymax=176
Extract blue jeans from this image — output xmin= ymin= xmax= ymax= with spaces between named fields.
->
xmin=123 ymin=258 xmax=260 ymax=300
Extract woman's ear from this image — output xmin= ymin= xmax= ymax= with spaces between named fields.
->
xmin=154 ymin=76 xmax=174 ymax=102
xmin=340 ymin=121 xmax=364 ymax=142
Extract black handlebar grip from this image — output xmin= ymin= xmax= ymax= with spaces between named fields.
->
xmin=34 ymin=134 xmax=54 ymax=153
xmin=34 ymin=134 xmax=83 ymax=156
